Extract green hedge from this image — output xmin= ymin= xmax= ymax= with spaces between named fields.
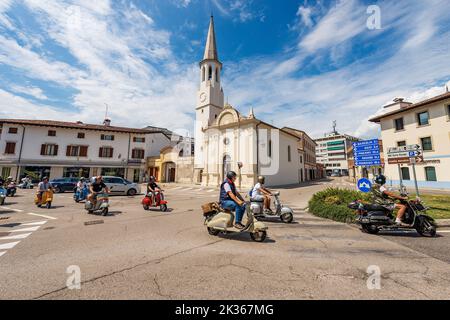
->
xmin=308 ymin=188 xmax=371 ymax=223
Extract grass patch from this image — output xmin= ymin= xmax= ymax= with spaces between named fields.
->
xmin=410 ymin=194 xmax=450 ymax=220
xmin=308 ymin=188 xmax=370 ymax=223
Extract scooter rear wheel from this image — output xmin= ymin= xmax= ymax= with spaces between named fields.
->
xmin=250 ymin=230 xmax=267 ymax=242
xmin=362 ymin=224 xmax=379 ymax=234
xmin=207 ymin=227 xmax=220 ymax=236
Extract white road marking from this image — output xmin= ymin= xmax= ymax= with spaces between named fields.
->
xmin=184 ymin=188 xmax=193 ymax=191
xmin=0 ymin=206 xmax=23 ymax=212
xmin=0 ymin=233 xmax=32 ymax=240
xmin=21 ymin=221 xmax=47 ymax=226
xmin=26 ymin=212 xmax=57 ymax=220
xmin=0 ymin=241 xmax=20 ymax=250
xmin=10 ymin=226 xmax=41 ymax=233
xmin=0 ymin=251 xmax=5 ymax=257
xmin=172 ymin=187 xmax=183 ymax=190
xmin=207 ymin=189 xmax=215 ymax=193
xmin=437 ymin=230 xmax=450 ymax=233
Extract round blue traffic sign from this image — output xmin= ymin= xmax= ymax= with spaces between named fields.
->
xmin=357 ymin=178 xmax=372 ymax=193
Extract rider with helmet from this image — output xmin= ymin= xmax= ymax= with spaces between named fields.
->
xmin=220 ymin=171 xmax=246 ymax=230
xmin=373 ymin=175 xmax=408 ymax=225
xmin=146 ymin=176 xmax=161 ymax=205
xmin=251 ymin=175 xmax=273 ymax=214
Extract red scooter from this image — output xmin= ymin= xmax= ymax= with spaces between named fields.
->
xmin=142 ymin=190 xmax=168 ymax=212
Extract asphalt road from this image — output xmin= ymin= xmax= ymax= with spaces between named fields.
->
xmin=0 ymin=178 xmax=449 ymax=300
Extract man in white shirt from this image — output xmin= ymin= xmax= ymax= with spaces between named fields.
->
xmin=375 ymin=175 xmax=408 ymax=225
xmin=251 ymin=176 xmax=273 ymax=213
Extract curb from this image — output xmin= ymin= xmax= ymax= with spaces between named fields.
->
xmin=435 ymin=219 xmax=450 ymax=228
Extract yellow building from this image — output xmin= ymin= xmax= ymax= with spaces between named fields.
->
xmin=370 ymin=92 xmax=450 ymax=190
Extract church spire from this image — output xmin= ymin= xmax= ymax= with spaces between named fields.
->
xmin=203 ymin=15 xmax=219 ymax=61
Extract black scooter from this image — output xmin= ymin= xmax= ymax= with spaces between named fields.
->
xmin=348 ymin=198 xmax=437 ymax=237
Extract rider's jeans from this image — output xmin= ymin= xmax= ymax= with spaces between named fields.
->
xmin=221 ymin=200 xmax=245 ymax=224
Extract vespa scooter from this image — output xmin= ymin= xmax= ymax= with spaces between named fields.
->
xmin=203 ymin=202 xmax=268 ymax=242
xmin=142 ymin=190 xmax=168 ymax=212
xmin=249 ymin=191 xmax=294 ymax=223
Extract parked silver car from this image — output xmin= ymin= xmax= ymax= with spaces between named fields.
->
xmin=90 ymin=176 xmax=139 ymax=196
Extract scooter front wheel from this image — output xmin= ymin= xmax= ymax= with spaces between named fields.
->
xmin=101 ymin=207 xmax=109 ymax=216
xmin=280 ymin=212 xmax=293 ymax=223
xmin=46 ymin=201 xmax=52 ymax=209
xmin=250 ymin=230 xmax=267 ymax=242
xmin=160 ymin=204 xmax=168 ymax=212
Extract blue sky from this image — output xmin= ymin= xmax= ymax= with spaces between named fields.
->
xmin=0 ymin=0 xmax=449 ymax=139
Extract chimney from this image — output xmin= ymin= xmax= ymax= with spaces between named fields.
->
xmin=76 ymin=121 xmax=83 ymax=124
xmin=383 ymin=97 xmax=412 ymax=111
xmin=103 ymin=118 xmax=111 ymax=126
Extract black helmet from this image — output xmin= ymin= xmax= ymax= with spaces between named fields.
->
xmin=226 ymin=171 xmax=237 ymax=180
xmin=375 ymin=175 xmax=386 ymax=185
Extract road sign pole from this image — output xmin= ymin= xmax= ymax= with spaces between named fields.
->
xmin=397 ymin=164 xmax=403 ymax=188
xmin=412 ymin=163 xmax=420 ymax=198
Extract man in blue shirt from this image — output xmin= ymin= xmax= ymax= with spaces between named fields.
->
xmin=219 ymin=171 xmax=246 ymax=229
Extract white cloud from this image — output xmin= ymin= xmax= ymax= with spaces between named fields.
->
xmin=300 ymin=0 xmax=366 ymax=52
xmin=297 ymin=6 xmax=313 ymax=27
xmin=9 ymin=85 xmax=49 ymax=100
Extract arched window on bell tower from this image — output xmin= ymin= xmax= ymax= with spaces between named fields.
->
xmin=202 ymin=66 xmax=205 ymax=82
xmin=208 ymin=65 xmax=212 ymax=80
xmin=215 ymin=67 xmax=219 ymax=82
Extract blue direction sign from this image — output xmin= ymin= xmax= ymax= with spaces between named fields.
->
xmin=353 ymin=139 xmax=381 ymax=167
xmin=357 ymin=178 xmax=372 ymax=193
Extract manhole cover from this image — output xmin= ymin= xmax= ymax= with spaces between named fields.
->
xmin=84 ymin=220 xmax=104 ymax=226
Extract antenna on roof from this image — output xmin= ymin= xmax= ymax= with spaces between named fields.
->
xmin=103 ymin=103 xmax=111 ymax=126
xmin=332 ymin=120 xmax=337 ymax=134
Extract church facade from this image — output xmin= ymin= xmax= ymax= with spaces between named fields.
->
xmin=194 ymin=17 xmax=313 ymax=188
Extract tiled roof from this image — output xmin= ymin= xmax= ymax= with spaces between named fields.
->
xmin=369 ymin=91 xmax=450 ymax=122
xmin=0 ymin=119 xmax=163 ymax=134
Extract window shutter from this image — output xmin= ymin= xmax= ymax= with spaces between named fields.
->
xmin=66 ymin=146 xmax=71 ymax=156
xmin=109 ymin=148 xmax=113 ymax=158
xmin=54 ymin=145 xmax=58 ymax=156
xmin=80 ymin=146 xmax=88 ymax=157
xmin=41 ymin=144 xmax=46 ymax=156
xmin=99 ymin=147 xmax=103 ymax=157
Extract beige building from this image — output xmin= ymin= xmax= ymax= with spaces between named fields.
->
xmin=370 ymin=92 xmax=450 ymax=190
xmin=147 ymin=138 xmax=195 ymax=184
xmin=282 ymin=127 xmax=318 ymax=181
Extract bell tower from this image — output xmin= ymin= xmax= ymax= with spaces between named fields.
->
xmin=195 ymin=16 xmax=224 ymax=176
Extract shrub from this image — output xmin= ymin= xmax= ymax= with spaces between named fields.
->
xmin=308 ymin=188 xmax=370 ymax=223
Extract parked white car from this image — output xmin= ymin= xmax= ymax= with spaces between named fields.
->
xmin=90 ymin=176 xmax=139 ymax=196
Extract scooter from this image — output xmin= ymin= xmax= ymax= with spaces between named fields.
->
xmin=34 ymin=189 xmax=54 ymax=209
xmin=0 ymin=187 xmax=6 ymax=205
xmin=73 ymin=186 xmax=89 ymax=203
xmin=18 ymin=180 xmax=34 ymax=189
xmin=142 ymin=190 xmax=168 ymax=212
xmin=348 ymin=197 xmax=437 ymax=237
xmin=203 ymin=202 xmax=268 ymax=242
xmin=249 ymin=191 xmax=294 ymax=223
xmin=85 ymin=192 xmax=109 ymax=216
xmin=6 ymin=182 xmax=17 ymax=197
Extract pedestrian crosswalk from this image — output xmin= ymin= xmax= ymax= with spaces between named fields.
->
xmin=0 ymin=220 xmax=47 ymax=258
